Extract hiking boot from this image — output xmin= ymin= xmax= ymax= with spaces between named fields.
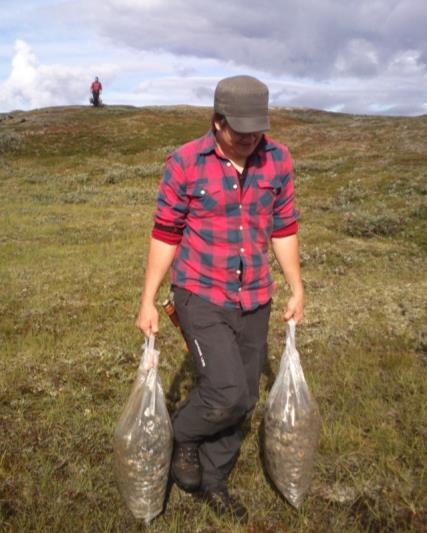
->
xmin=171 ymin=442 xmax=201 ymax=492
xmin=195 ymin=486 xmax=248 ymax=524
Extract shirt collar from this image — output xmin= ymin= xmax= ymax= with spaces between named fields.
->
xmin=197 ymin=130 xmax=276 ymax=156
xmin=198 ymin=130 xmax=217 ymax=155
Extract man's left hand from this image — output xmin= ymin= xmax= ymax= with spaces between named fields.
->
xmin=283 ymin=294 xmax=304 ymax=324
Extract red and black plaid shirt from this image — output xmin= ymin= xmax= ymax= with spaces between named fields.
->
xmin=152 ymin=130 xmax=299 ymax=310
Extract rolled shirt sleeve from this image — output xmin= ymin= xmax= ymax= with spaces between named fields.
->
xmin=152 ymin=153 xmax=189 ymax=244
xmin=271 ymin=152 xmax=299 ymax=238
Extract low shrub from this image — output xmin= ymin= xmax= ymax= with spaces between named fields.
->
xmin=335 ymin=181 xmax=368 ymax=208
xmin=0 ymin=132 xmax=23 ymax=153
xmin=104 ymin=163 xmax=163 ymax=184
xmin=344 ymin=211 xmax=401 ymax=237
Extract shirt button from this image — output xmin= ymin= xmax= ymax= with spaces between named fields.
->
xmin=240 ymin=248 xmax=245 ymax=253
xmin=233 ymin=184 xmax=238 ymax=190
xmin=236 ymin=269 xmax=241 ymax=275
xmin=239 ymin=204 xmax=242 ymax=209
xmin=200 ymin=189 xmax=206 ymax=195
xmin=226 ymin=161 xmax=231 ymax=167
xmin=239 ymin=225 xmax=243 ymax=230
xmin=238 ymin=287 xmax=242 ymax=292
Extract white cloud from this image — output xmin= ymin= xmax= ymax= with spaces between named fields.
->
xmin=0 ymin=40 xmax=126 ymax=110
xmin=0 ymin=40 xmax=86 ymax=109
xmin=0 ymin=39 xmax=236 ymax=111
xmin=109 ymin=0 xmax=164 ymax=8
xmin=334 ymin=40 xmax=380 ymax=77
xmin=134 ymin=75 xmax=218 ymax=106
xmin=387 ymin=50 xmax=426 ymax=76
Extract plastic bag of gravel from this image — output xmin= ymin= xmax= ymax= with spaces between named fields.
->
xmin=113 ymin=335 xmax=173 ymax=523
xmin=263 ymin=320 xmax=321 ymax=508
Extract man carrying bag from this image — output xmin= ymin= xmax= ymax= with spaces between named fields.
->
xmin=136 ymin=75 xmax=304 ymax=523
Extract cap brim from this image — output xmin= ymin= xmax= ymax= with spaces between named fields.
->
xmin=225 ymin=115 xmax=270 ymax=133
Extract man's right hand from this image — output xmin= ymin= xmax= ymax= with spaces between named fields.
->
xmin=136 ymin=301 xmax=159 ymax=337
xmin=135 ymin=237 xmax=178 ymax=337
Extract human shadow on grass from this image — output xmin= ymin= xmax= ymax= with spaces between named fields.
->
xmin=165 ymin=342 xmax=276 ymax=428
xmin=165 ymin=348 xmax=197 ymax=413
xmin=162 ymin=343 xmax=278 ymax=512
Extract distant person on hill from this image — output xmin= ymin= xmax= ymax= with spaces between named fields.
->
xmin=90 ymin=76 xmax=102 ymax=107
xmin=136 ymin=75 xmax=303 ymax=523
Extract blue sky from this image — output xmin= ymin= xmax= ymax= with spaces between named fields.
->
xmin=1 ymin=0 xmax=426 ymax=115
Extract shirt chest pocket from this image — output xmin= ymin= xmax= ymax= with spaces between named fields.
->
xmin=188 ymin=183 xmax=223 ymax=216
xmin=255 ymin=178 xmax=282 ymax=212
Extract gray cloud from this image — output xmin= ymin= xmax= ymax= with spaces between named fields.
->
xmin=68 ymin=0 xmax=426 ymax=115
xmin=94 ymin=0 xmax=427 ymax=80
xmin=270 ymin=75 xmax=427 ymax=116
xmin=193 ymin=86 xmax=214 ymax=101
xmin=3 ymin=0 xmax=425 ymax=115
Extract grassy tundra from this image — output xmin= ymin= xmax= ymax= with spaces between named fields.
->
xmin=0 ymin=105 xmax=426 ymax=532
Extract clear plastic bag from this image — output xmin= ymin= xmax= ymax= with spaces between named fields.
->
xmin=113 ymin=335 xmax=173 ymax=523
xmin=263 ymin=320 xmax=321 ymax=508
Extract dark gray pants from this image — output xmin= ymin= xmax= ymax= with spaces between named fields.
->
xmin=172 ymin=287 xmax=271 ymax=490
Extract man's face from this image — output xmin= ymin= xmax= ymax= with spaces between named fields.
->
xmin=216 ymin=121 xmax=264 ymax=162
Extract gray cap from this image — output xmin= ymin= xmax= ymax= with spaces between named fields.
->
xmin=214 ymin=75 xmax=270 ymax=133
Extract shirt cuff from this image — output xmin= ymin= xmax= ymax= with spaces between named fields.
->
xmin=152 ymin=227 xmax=182 ymax=245
xmin=271 ymin=221 xmax=299 ymax=238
